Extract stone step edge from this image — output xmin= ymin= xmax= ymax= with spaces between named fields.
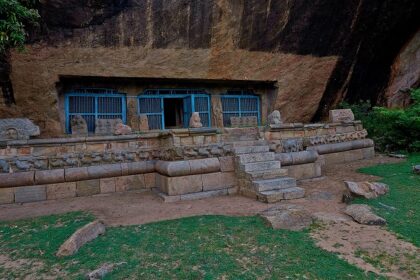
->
xmin=152 ymin=187 xmax=237 ymax=203
xmin=257 ymin=187 xmax=306 ymax=203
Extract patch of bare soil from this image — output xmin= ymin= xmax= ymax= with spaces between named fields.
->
xmin=0 ymin=254 xmax=64 ymax=279
xmin=0 ymin=154 xmax=417 ymax=278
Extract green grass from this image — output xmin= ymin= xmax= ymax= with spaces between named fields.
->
xmin=356 ymin=153 xmax=420 ymax=246
xmin=0 ymin=213 xmax=381 ymax=279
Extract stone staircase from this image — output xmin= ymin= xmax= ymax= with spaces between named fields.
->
xmin=233 ymin=139 xmax=305 ymax=203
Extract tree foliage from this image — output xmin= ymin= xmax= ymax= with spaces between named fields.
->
xmin=340 ymin=89 xmax=420 ymax=152
xmin=0 ymin=0 xmax=39 ymax=53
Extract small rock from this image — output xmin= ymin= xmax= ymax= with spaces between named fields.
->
xmin=344 ymin=181 xmax=389 ymax=199
xmin=344 ymin=204 xmax=386 ymax=225
xmin=86 ymin=262 xmax=126 ymax=280
xmin=388 ymin=154 xmax=407 ymax=158
xmin=57 ymin=220 xmax=106 ymax=257
xmin=413 ymin=165 xmax=420 ymax=174
xmin=312 ymin=212 xmax=352 ymax=224
xmin=259 ymin=204 xmax=313 ymax=231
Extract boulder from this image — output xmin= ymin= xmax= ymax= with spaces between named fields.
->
xmin=344 ymin=181 xmax=389 ymax=199
xmin=56 ymin=220 xmax=106 ymax=257
xmin=259 ymin=204 xmax=313 ymax=231
xmin=0 ymin=118 xmax=40 ymax=140
xmin=413 ymin=165 xmax=420 ymax=174
xmin=344 ymin=204 xmax=386 ymax=225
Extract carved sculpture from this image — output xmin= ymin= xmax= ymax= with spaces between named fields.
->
xmin=139 ymin=114 xmax=149 ymax=131
xmin=189 ymin=112 xmax=203 ymax=128
xmin=70 ymin=115 xmax=88 ymax=135
xmin=0 ymin=118 xmax=40 ymax=140
xmin=114 ymin=122 xmax=132 ymax=135
xmin=95 ymin=119 xmax=123 ymax=135
xmin=268 ymin=110 xmax=282 ymax=125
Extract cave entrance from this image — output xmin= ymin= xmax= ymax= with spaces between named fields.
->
xmin=163 ymin=98 xmax=185 ymax=129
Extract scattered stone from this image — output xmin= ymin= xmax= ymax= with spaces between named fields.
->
xmin=56 ymin=220 xmax=106 ymax=257
xmin=70 ymin=115 xmax=88 ymax=135
xmin=413 ymin=165 xmax=420 ymax=174
xmin=328 ymin=109 xmax=355 ymax=123
xmin=0 ymin=118 xmax=40 ymax=140
xmin=344 ymin=181 xmax=389 ymax=199
xmin=344 ymin=204 xmax=386 ymax=225
xmin=259 ymin=204 xmax=313 ymax=231
xmin=114 ymin=122 xmax=132 ymax=135
xmin=267 ymin=110 xmax=282 ymax=125
xmin=189 ymin=112 xmax=203 ymax=128
xmin=85 ymin=262 xmax=126 ymax=280
xmin=312 ymin=212 xmax=352 ymax=224
xmin=388 ymin=153 xmax=407 ymax=159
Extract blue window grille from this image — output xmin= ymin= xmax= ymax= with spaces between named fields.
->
xmin=221 ymin=91 xmax=261 ymax=127
xmin=65 ymin=88 xmax=127 ymax=133
xmin=138 ymin=89 xmax=211 ymax=130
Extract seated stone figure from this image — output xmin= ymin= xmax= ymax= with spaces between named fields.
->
xmin=70 ymin=115 xmax=88 ymax=135
xmin=268 ymin=110 xmax=282 ymax=125
xmin=189 ymin=112 xmax=203 ymax=128
xmin=114 ymin=122 xmax=132 ymax=135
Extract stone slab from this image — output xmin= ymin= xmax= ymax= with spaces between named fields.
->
xmin=116 ymin=174 xmax=145 ymax=192
xmin=189 ymin=158 xmax=220 ymax=175
xmin=65 ymin=167 xmax=89 ymax=182
xmin=76 ymin=180 xmax=100 ymax=197
xmin=284 ymin=162 xmax=322 ymax=180
xmin=47 ymin=182 xmax=76 ymax=200
xmin=144 ymin=173 xmax=156 ymax=188
xmin=180 ymin=189 xmax=228 ymax=201
xmin=35 ymin=169 xmax=65 ymax=185
xmin=14 ymin=185 xmax=46 ymax=203
xmin=100 ymin=178 xmax=116 ymax=193
xmin=0 ymin=172 xmax=34 ymax=188
xmin=160 ymin=174 xmax=203 ymax=196
xmin=0 ymin=188 xmax=14 ymax=204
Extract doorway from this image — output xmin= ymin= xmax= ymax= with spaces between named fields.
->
xmin=164 ymin=98 xmax=184 ymax=128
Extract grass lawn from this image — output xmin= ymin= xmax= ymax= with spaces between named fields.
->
xmin=356 ymin=153 xmax=420 ymax=246
xmin=0 ymin=212 xmax=381 ymax=279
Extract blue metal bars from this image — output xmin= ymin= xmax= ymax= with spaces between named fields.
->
xmin=137 ymin=89 xmax=211 ymax=129
xmin=221 ymin=93 xmax=261 ymax=127
xmin=65 ymin=88 xmax=127 ymax=133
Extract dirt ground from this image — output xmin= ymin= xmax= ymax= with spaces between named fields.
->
xmin=1 ymin=154 xmax=418 ymax=279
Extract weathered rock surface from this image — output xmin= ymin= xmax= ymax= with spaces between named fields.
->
xmin=344 ymin=181 xmax=389 ymax=199
xmin=56 ymin=220 xmax=106 ymax=257
xmin=114 ymin=123 xmax=132 ymax=135
xmin=259 ymin=204 xmax=313 ymax=231
xmin=344 ymin=204 xmax=386 ymax=225
xmin=0 ymin=1 xmax=417 ymax=136
xmin=413 ymin=165 xmax=420 ymax=174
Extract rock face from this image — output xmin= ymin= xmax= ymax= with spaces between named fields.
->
xmin=0 ymin=1 xmax=418 ymax=136
xmin=344 ymin=204 xmax=386 ymax=225
xmin=344 ymin=181 xmax=389 ymax=199
xmin=56 ymin=220 xmax=106 ymax=257
xmin=259 ymin=204 xmax=313 ymax=231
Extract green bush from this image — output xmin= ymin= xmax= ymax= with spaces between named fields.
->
xmin=339 ymin=88 xmax=420 ymax=153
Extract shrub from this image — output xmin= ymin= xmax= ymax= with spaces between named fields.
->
xmin=339 ymin=88 xmax=420 ymax=153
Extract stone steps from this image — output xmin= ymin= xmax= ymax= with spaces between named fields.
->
xmin=252 ymin=177 xmax=296 ymax=192
xmin=244 ymin=167 xmax=289 ymax=180
xmin=240 ymin=160 xmax=281 ymax=172
xmin=236 ymin=152 xmax=275 ymax=164
xmin=233 ymin=145 xmax=270 ymax=154
xmin=257 ymin=187 xmax=305 ymax=203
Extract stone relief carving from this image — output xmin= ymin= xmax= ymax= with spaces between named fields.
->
xmin=306 ymin=129 xmax=368 ymax=146
xmin=268 ymin=110 xmax=282 ymax=125
xmin=95 ymin=119 xmax=123 ymax=135
xmin=230 ymin=116 xmax=258 ymax=127
xmin=0 ymin=118 xmax=40 ymax=140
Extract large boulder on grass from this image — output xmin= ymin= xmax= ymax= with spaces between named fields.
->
xmin=57 ymin=220 xmax=106 ymax=257
xmin=344 ymin=181 xmax=389 ymax=199
xmin=344 ymin=204 xmax=386 ymax=225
